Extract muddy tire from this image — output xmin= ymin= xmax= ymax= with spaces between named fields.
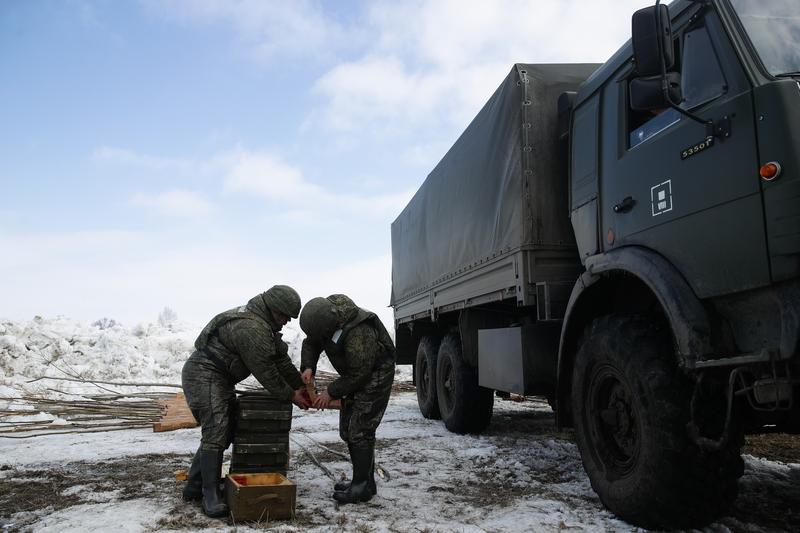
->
xmin=571 ymin=314 xmax=742 ymax=529
xmin=415 ymin=336 xmax=441 ymax=419
xmin=436 ymin=334 xmax=493 ymax=434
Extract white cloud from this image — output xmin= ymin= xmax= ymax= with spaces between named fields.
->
xmin=132 ymin=189 xmax=214 ymax=217
xmin=141 ymin=0 xmax=654 ymax=170
xmin=313 ymin=56 xmax=439 ymax=130
xmin=223 ymin=150 xmax=322 ymax=201
xmin=314 ymin=0 xmax=654 ymax=132
xmin=141 ymin=0 xmax=352 ymax=61
xmin=90 ymin=144 xmax=413 ymax=221
xmin=143 ymin=0 xmax=652 ymax=136
xmin=221 ymin=149 xmax=414 ymax=218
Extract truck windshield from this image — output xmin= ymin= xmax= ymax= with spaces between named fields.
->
xmin=729 ymin=0 xmax=800 ymax=77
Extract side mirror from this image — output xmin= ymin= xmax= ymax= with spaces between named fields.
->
xmin=630 ymin=3 xmax=681 ymax=112
xmin=632 ymin=4 xmax=674 ymax=76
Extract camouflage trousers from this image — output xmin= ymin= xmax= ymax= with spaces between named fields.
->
xmin=339 ymin=358 xmax=395 ymax=448
xmin=182 ymin=350 xmax=236 ymax=452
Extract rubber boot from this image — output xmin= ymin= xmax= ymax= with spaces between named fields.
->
xmin=334 ymin=443 xmax=353 ymax=492
xmin=182 ymin=447 xmax=203 ymax=502
xmin=367 ymin=450 xmax=376 ymax=495
xmin=200 ymin=450 xmax=229 ymax=518
xmin=335 ymin=445 xmax=377 ymax=495
xmin=334 ymin=478 xmax=351 ymax=492
xmin=333 ymin=443 xmax=374 ymax=504
xmin=334 ymin=443 xmax=379 ymax=495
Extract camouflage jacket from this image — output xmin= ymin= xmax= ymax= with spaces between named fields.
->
xmin=301 ymin=294 xmax=395 ymax=399
xmin=194 ymin=292 xmax=303 ymax=400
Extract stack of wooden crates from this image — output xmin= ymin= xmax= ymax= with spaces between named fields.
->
xmin=227 ymin=391 xmax=296 ymax=521
xmin=231 ymin=391 xmax=292 ymax=475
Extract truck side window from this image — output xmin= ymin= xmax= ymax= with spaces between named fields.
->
xmin=682 ymin=24 xmax=727 ymax=109
xmin=629 ymin=22 xmax=727 ymax=148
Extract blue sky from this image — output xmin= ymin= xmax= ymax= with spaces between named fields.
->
xmin=1 ymin=0 xmax=651 ymax=327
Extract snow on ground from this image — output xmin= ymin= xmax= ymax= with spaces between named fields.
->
xmin=2 ymin=316 xmax=800 ymax=532
xmin=0 ymin=391 xmax=633 ymax=532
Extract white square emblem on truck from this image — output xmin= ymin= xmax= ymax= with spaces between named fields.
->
xmin=651 ymin=179 xmax=673 ymax=216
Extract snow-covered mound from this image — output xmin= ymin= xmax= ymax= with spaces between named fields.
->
xmin=0 ymin=314 xmax=329 ymax=403
xmin=0 ymin=316 xmax=195 ymax=388
xmin=0 ymin=312 xmax=406 ymax=407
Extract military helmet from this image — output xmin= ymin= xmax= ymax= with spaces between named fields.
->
xmin=299 ymin=296 xmax=339 ymax=340
xmin=262 ymin=285 xmax=301 ymax=318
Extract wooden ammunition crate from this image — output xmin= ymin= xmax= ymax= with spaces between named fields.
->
xmin=235 ymin=395 xmax=292 ymax=433
xmin=234 ymin=443 xmax=288 ymax=454
xmin=234 ymin=431 xmax=291 ymax=445
xmin=230 ymin=446 xmax=289 ymax=475
xmin=232 ymin=393 xmax=292 ymax=475
xmin=225 ymin=473 xmax=296 ymax=522
xmin=228 ymin=464 xmax=286 ymax=475
xmin=231 ymin=452 xmax=288 ymax=467
xmin=235 ymin=416 xmax=292 ymax=433
xmin=237 ymin=395 xmax=292 ymax=411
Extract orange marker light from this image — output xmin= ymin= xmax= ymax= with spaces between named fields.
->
xmin=759 ymin=161 xmax=781 ymax=181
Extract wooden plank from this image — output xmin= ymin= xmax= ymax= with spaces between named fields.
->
xmin=154 ymin=419 xmax=200 ymax=432
xmin=152 ymin=392 xmax=199 ymax=433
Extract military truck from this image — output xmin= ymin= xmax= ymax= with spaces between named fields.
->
xmin=390 ymin=0 xmax=800 ymax=528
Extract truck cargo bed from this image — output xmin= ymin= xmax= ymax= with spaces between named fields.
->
xmin=391 ymin=63 xmax=599 ymax=322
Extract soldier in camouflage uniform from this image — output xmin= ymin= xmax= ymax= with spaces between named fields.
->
xmin=181 ymin=285 xmax=311 ymax=518
xmin=299 ymin=294 xmax=396 ymax=504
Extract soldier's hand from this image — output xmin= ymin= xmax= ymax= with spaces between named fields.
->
xmin=313 ymin=390 xmax=332 ymax=409
xmin=291 ymin=388 xmax=311 ymax=410
xmin=301 ymin=369 xmax=314 ymax=385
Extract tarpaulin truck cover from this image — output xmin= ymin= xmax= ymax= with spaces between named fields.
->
xmin=391 ymin=63 xmax=599 ymax=308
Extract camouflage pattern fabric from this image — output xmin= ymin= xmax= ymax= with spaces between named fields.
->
xmin=181 ymin=291 xmax=304 ymax=451
xmin=300 ymin=294 xmax=396 ymax=447
xmin=328 ymin=294 xmax=359 ymax=325
xmin=301 ymin=295 xmax=395 ymax=399
xmin=194 ymin=292 xmax=303 ymax=400
xmin=182 ymin=350 xmax=236 ymax=451
xmin=339 ymin=357 xmax=395 ymax=446
xmin=262 ymin=284 xmax=301 ymax=318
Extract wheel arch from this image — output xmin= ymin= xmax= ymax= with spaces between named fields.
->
xmin=556 ymin=246 xmax=712 ymax=427
xmin=394 ymin=318 xmax=442 ymax=365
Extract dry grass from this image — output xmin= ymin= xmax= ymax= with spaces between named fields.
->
xmin=745 ymin=433 xmax=800 ymax=464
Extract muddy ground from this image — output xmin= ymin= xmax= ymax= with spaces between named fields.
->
xmin=1 ymin=396 xmax=799 ymax=532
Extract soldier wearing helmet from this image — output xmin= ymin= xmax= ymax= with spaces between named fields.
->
xmin=181 ymin=285 xmax=311 ymax=518
xmin=299 ymin=294 xmax=396 ymax=505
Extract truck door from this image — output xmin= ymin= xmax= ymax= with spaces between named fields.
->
xmin=601 ymin=9 xmax=770 ymax=298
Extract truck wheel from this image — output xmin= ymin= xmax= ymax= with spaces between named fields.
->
xmin=436 ymin=334 xmax=493 ymax=434
xmin=571 ymin=314 xmax=742 ymax=529
xmin=415 ymin=336 xmax=441 ymax=419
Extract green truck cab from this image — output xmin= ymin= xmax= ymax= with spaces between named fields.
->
xmin=390 ymin=0 xmax=799 ymax=528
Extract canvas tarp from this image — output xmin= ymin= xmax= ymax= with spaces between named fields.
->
xmin=390 ymin=63 xmax=599 ymax=305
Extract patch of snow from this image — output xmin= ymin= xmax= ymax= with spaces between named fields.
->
xmin=31 ymin=500 xmax=169 ymax=533
xmin=61 ymin=486 xmax=121 ymax=503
